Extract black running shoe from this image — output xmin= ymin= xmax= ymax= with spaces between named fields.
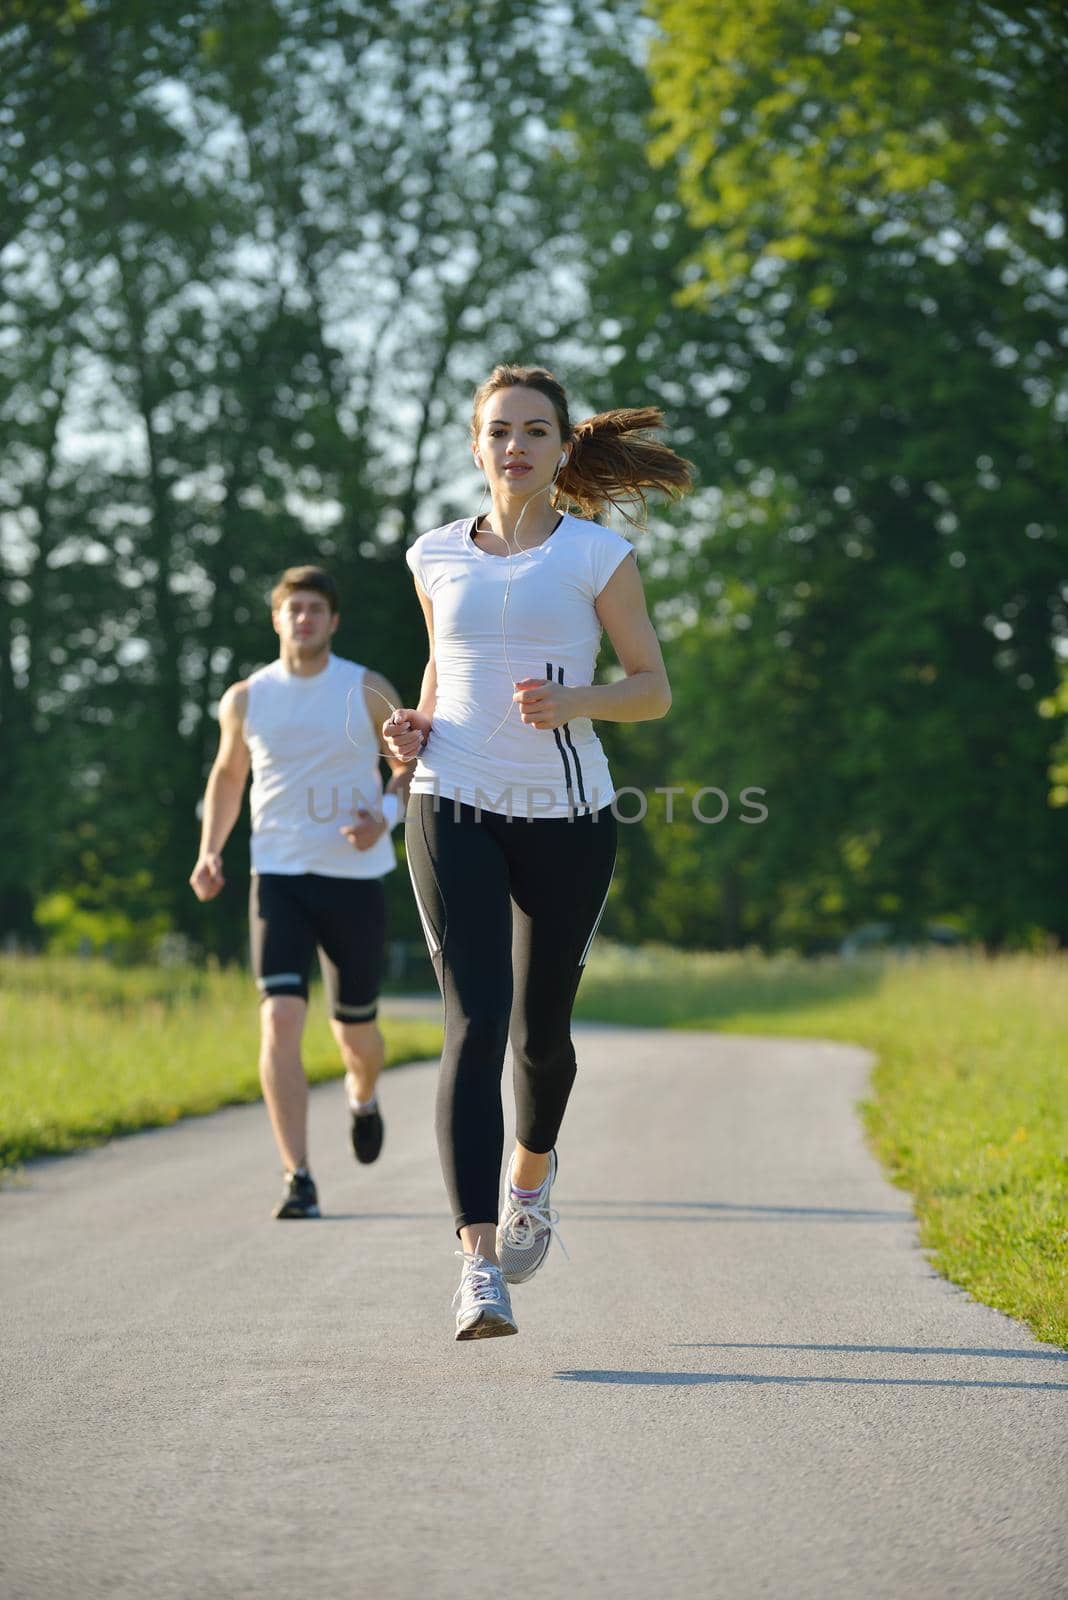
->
xmin=350 ymin=1104 xmax=384 ymax=1165
xmin=273 ymin=1169 xmax=321 ymax=1219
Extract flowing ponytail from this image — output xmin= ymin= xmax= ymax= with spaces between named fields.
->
xmin=558 ymin=406 xmax=693 ymax=523
xmin=471 ymin=365 xmax=695 ymax=525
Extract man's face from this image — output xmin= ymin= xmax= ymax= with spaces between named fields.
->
xmin=272 ymin=589 xmax=339 ymax=654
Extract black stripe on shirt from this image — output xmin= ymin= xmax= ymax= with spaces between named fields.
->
xmin=556 ymin=665 xmax=589 ymax=809
xmin=547 ymin=660 xmax=576 ymax=809
xmin=548 ymin=661 xmax=590 ymax=816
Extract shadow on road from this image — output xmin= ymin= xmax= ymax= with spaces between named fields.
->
xmin=672 ymin=1342 xmax=1068 ymax=1362
xmin=554 ymin=1370 xmax=1068 ymax=1392
xmin=567 ymin=1198 xmax=912 ymax=1222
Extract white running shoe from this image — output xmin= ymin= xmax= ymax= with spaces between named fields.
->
xmin=452 ymin=1251 xmax=518 ymax=1340
xmin=497 ymin=1149 xmax=568 ymax=1285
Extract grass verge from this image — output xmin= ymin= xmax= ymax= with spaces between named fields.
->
xmin=576 ymin=945 xmax=1068 ymax=1349
xmin=0 ymin=956 xmax=440 ymax=1169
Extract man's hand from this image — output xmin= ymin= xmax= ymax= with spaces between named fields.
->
xmin=512 ymin=677 xmax=579 ymax=731
xmin=341 ymin=808 xmax=387 ymax=851
xmin=189 ymin=852 xmax=225 ymax=901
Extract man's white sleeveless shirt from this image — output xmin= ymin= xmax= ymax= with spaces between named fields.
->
xmin=243 ymin=654 xmax=396 ymax=878
xmin=405 ymin=513 xmax=635 ymax=819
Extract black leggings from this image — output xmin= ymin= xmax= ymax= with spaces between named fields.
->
xmin=405 ymin=795 xmax=618 ymax=1231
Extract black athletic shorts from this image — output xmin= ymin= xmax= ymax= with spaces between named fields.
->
xmin=249 ymin=872 xmax=386 ymax=1022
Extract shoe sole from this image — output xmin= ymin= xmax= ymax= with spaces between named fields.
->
xmin=273 ymin=1206 xmax=321 ymax=1219
xmin=455 ymin=1312 xmax=518 ymax=1341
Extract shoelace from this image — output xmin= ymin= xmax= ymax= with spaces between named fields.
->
xmin=452 ymin=1251 xmax=506 ymax=1311
xmin=499 ymin=1195 xmax=570 ymax=1262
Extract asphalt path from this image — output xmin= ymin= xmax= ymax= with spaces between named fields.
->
xmin=2 ymin=1005 xmax=1065 ymax=1600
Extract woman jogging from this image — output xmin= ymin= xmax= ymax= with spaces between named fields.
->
xmin=382 ymin=364 xmax=693 ymax=1340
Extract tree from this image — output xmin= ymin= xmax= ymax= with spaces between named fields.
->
xmin=573 ymin=0 xmax=1068 ymax=947
xmin=0 ymin=1 xmax=639 ymax=957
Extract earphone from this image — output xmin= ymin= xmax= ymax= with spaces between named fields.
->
xmin=346 ymin=680 xmax=412 ymax=793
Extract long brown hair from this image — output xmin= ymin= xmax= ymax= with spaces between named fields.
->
xmin=471 ymin=364 xmax=695 ymax=524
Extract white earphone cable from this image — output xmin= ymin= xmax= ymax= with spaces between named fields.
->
xmin=342 ymin=454 xmax=565 ymax=761
xmin=478 ymin=455 xmax=566 ymax=748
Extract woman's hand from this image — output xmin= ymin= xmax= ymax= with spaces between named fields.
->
xmin=381 ymin=708 xmax=431 ymax=762
xmin=512 ymin=678 xmax=580 ymax=731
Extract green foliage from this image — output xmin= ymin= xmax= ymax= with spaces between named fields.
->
xmin=571 ymin=0 xmax=1068 ymax=950
xmin=0 ymin=2 xmax=631 ymax=957
xmin=34 ymin=884 xmax=169 ymax=961
xmin=647 ymin=1 xmax=1065 ymax=287
xmin=1038 ymin=668 xmax=1068 ymax=808
xmin=1 ymin=1 xmax=1064 ymax=957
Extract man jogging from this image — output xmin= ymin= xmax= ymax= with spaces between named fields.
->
xmin=189 ymin=565 xmax=411 ymax=1220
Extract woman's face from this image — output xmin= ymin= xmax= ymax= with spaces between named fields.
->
xmin=474 ymin=386 xmax=567 ymax=498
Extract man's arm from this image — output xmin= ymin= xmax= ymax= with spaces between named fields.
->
xmin=365 ymin=670 xmax=415 ymax=807
xmin=189 ymin=683 xmax=251 ymax=901
xmin=340 ymin=671 xmax=415 ymax=851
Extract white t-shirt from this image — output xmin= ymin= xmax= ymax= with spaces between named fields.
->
xmin=244 ymin=655 xmax=396 ymax=878
xmin=404 ymin=512 xmax=635 ymax=819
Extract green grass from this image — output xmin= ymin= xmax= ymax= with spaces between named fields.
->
xmin=577 ymin=944 xmax=1068 ymax=1348
xmin=3 ymin=946 xmax=1065 ymax=1348
xmin=0 ymin=956 xmax=440 ymax=1168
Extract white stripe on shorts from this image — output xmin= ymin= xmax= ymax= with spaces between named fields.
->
xmin=334 ymin=999 xmax=378 ymax=1021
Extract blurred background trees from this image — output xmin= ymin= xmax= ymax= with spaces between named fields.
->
xmin=2 ymin=0 xmax=1064 ymax=961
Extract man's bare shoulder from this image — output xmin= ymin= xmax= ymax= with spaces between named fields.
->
xmin=362 ymin=667 xmax=392 ymax=698
xmin=363 ymin=668 xmax=400 ymax=715
xmin=218 ymin=680 xmax=250 ymax=724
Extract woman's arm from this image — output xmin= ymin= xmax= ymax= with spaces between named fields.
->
xmin=382 ymin=580 xmax=436 ymax=760
xmin=416 ymin=654 xmax=438 ymax=719
xmin=412 ymin=581 xmax=437 ymax=716
xmin=513 ymin=554 xmax=671 ymax=729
